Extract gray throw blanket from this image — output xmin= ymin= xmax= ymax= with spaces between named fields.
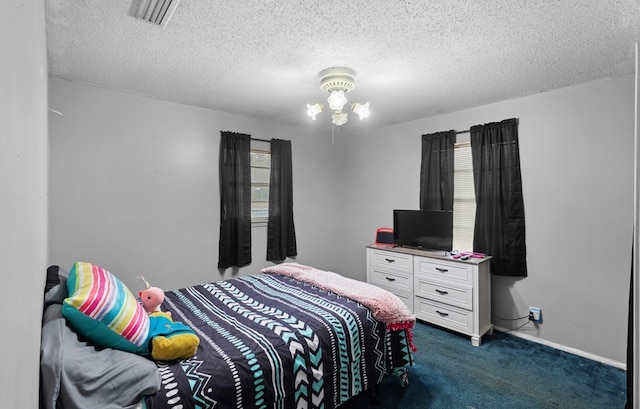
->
xmin=40 ymin=274 xmax=160 ymax=409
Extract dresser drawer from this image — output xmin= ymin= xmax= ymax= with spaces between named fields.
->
xmin=370 ymin=267 xmax=413 ymax=295
xmin=414 ymin=276 xmax=472 ymax=310
xmin=392 ymin=292 xmax=414 ymax=312
xmin=370 ymin=250 xmax=412 ymax=273
xmin=415 ymin=298 xmax=473 ymax=334
xmin=414 ymin=257 xmax=473 ymax=286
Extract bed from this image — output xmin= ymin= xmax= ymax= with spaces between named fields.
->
xmin=41 ymin=262 xmax=415 ymax=409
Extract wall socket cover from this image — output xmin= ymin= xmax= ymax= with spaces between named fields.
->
xmin=529 ymin=307 xmax=542 ymax=323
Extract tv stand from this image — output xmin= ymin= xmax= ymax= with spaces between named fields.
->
xmin=365 ymin=244 xmax=493 ymax=346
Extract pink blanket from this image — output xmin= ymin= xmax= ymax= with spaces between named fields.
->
xmin=261 ymin=263 xmax=416 ymax=351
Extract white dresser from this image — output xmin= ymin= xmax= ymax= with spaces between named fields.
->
xmin=366 ymin=245 xmax=493 ymax=346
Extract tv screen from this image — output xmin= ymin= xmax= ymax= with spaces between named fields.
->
xmin=393 ymin=209 xmax=453 ymax=251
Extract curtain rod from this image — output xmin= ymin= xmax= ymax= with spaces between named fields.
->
xmin=251 ymin=137 xmax=271 ymax=143
xmin=456 ymin=129 xmax=470 ymax=135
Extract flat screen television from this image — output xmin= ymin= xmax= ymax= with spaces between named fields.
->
xmin=393 ymin=209 xmax=453 ymax=251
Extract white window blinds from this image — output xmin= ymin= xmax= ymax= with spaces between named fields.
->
xmin=453 ymin=142 xmax=476 ymax=252
xmin=250 ymin=149 xmax=270 ymax=222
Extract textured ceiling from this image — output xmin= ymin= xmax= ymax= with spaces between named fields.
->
xmin=46 ymin=0 xmax=640 ymax=134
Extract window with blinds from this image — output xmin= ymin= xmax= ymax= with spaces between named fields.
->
xmin=453 ymin=142 xmax=476 ymax=252
xmin=250 ymin=149 xmax=270 ymax=222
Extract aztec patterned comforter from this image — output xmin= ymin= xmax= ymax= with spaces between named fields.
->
xmin=144 ymin=270 xmax=414 ymax=409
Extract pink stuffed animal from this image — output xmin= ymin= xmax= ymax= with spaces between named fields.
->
xmin=139 ymin=286 xmax=165 ymax=314
xmin=138 ymin=276 xmax=170 ymax=316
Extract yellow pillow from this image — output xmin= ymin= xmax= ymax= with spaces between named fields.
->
xmin=148 ymin=312 xmax=199 ymax=360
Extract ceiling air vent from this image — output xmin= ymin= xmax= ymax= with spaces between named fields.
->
xmin=135 ymin=0 xmax=181 ymax=28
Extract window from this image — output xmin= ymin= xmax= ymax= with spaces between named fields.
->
xmin=250 ymin=148 xmax=270 ymax=222
xmin=453 ymin=142 xmax=476 ymax=251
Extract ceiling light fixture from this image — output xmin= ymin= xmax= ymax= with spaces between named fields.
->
xmin=135 ymin=0 xmax=181 ymax=28
xmin=307 ymin=67 xmax=370 ymax=126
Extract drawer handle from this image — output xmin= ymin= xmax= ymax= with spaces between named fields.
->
xmin=385 ymin=258 xmax=396 ymax=263
xmin=435 ymin=289 xmax=448 ymax=295
xmin=435 ymin=267 xmax=448 ymax=273
xmin=436 ymin=310 xmax=449 ymax=317
xmin=385 ymin=277 xmax=396 ymax=282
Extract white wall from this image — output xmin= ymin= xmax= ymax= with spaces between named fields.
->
xmin=48 ymin=79 xmax=345 ymax=292
xmin=339 ymin=75 xmax=635 ymax=365
xmin=49 ymin=75 xmax=634 ymax=366
xmin=0 ymin=1 xmax=48 ymax=407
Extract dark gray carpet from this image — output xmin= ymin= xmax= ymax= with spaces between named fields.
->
xmin=343 ymin=321 xmax=627 ymax=408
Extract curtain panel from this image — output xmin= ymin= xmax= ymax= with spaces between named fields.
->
xmin=470 ymin=118 xmax=527 ymax=277
xmin=420 ymin=131 xmax=456 ymax=211
xmin=218 ymin=131 xmax=252 ymax=269
xmin=267 ymin=139 xmax=297 ymax=261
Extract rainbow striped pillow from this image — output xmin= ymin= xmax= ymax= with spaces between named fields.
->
xmin=62 ymin=262 xmax=150 ymax=355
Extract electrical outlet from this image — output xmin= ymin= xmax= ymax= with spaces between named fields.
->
xmin=529 ymin=307 xmax=542 ymax=323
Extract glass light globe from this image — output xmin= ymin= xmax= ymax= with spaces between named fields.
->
xmin=332 ymin=111 xmax=348 ymax=126
xmin=327 ymin=90 xmax=347 ymax=111
xmin=306 ymin=103 xmax=322 ymax=120
xmin=353 ymin=102 xmax=370 ymax=120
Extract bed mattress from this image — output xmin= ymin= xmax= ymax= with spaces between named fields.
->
xmin=144 ymin=272 xmax=413 ymax=409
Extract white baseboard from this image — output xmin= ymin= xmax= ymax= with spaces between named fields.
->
xmin=492 ymin=325 xmax=627 ymax=371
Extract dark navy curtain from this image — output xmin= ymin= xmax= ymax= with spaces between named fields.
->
xmin=470 ymin=118 xmax=527 ymax=277
xmin=420 ymin=131 xmax=456 ymax=211
xmin=266 ymin=139 xmax=297 ymax=261
xmin=218 ymin=131 xmax=252 ymax=269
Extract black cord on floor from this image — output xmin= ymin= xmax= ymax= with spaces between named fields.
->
xmin=492 ymin=313 xmax=530 ymax=321
xmin=500 ymin=320 xmax=533 ymax=332
xmin=492 ymin=313 xmax=534 ymax=332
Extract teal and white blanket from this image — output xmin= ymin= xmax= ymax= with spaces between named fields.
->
xmin=144 ymin=270 xmax=414 ymax=409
